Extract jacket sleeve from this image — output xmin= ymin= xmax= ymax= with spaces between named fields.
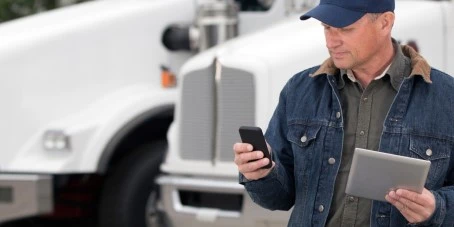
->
xmin=414 ymin=175 xmax=454 ymax=226
xmin=405 ymin=143 xmax=453 ymax=227
xmin=240 ymin=76 xmax=296 ymax=211
xmin=435 ymin=183 xmax=454 ymax=226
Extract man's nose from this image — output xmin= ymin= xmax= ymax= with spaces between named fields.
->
xmin=325 ymin=31 xmax=341 ymax=49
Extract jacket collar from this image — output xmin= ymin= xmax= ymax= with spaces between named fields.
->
xmin=310 ymin=45 xmax=432 ymax=83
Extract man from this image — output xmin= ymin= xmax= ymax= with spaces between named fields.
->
xmin=233 ymin=0 xmax=454 ymax=226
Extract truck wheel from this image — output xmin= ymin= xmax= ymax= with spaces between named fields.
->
xmin=98 ymin=140 xmax=167 ymax=227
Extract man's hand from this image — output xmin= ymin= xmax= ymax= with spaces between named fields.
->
xmin=233 ymin=143 xmax=275 ymax=180
xmin=385 ymin=188 xmax=436 ymax=224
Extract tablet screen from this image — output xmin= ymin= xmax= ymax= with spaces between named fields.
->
xmin=345 ymin=148 xmax=431 ymax=201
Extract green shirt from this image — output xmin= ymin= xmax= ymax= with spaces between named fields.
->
xmin=326 ymin=41 xmax=412 ymax=227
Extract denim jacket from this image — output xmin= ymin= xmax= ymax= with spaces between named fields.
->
xmin=241 ymin=46 xmax=454 ymax=227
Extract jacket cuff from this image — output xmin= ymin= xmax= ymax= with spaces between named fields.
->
xmin=238 ymin=165 xmax=278 ymax=187
xmin=239 ymin=172 xmax=250 ymax=184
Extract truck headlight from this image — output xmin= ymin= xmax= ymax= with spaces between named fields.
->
xmin=43 ymin=130 xmax=71 ymax=151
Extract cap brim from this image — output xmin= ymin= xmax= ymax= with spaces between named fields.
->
xmin=300 ymin=4 xmax=365 ymax=28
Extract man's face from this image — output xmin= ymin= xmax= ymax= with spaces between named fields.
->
xmin=322 ymin=14 xmax=384 ymax=70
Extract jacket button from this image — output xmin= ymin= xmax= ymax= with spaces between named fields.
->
xmin=426 ymin=149 xmax=432 ymax=156
xmin=318 ymin=205 xmax=324 ymax=212
xmin=359 ymin=131 xmax=365 ymax=136
xmin=300 ymin=136 xmax=307 ymax=143
xmin=328 ymin=158 xmax=336 ymax=165
xmin=348 ymin=196 xmax=355 ymax=202
xmin=336 ymin=112 xmax=341 ymax=119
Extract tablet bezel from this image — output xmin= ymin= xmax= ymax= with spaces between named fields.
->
xmin=345 ymin=148 xmax=431 ymax=202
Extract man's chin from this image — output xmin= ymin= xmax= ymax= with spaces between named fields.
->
xmin=332 ymin=60 xmax=350 ymax=70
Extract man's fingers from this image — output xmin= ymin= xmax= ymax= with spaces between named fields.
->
xmin=385 ymin=194 xmax=422 ymax=223
xmin=396 ymin=188 xmax=434 ymax=208
xmin=233 ymin=143 xmax=253 ymax=154
xmin=242 ymin=161 xmax=275 ymax=181
xmin=234 ymin=150 xmax=264 ymax=165
xmin=386 ymin=189 xmax=436 ymax=224
xmin=233 ymin=142 xmax=274 ymax=180
xmin=394 ymin=194 xmax=425 ymax=214
xmin=238 ymin=158 xmax=270 ymax=173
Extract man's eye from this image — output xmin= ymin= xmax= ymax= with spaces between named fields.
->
xmin=321 ymin=23 xmax=330 ymax=29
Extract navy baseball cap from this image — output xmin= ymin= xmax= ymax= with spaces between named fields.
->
xmin=300 ymin=0 xmax=395 ymax=28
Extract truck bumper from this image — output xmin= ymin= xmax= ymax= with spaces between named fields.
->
xmin=0 ymin=174 xmax=53 ymax=223
xmin=156 ymin=175 xmax=289 ymax=227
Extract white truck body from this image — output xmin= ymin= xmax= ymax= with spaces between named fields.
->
xmin=0 ymin=0 xmax=305 ymax=225
xmin=160 ymin=0 xmax=454 ymax=226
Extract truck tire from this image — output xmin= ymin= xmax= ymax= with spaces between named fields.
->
xmin=98 ymin=140 xmax=167 ymax=227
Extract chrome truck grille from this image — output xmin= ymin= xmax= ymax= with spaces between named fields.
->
xmin=179 ymin=67 xmax=216 ymax=161
xmin=179 ymin=63 xmax=255 ymax=162
xmin=216 ymin=66 xmax=254 ymax=162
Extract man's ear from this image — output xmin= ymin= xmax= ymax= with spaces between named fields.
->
xmin=380 ymin=12 xmax=395 ymax=33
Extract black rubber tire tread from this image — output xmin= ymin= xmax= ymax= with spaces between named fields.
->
xmin=98 ymin=140 xmax=166 ymax=227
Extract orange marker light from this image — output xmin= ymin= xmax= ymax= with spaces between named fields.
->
xmin=161 ymin=68 xmax=176 ymax=88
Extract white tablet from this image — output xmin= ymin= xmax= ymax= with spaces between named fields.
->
xmin=345 ymin=148 xmax=431 ymax=202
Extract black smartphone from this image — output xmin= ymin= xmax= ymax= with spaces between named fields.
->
xmin=238 ymin=126 xmax=272 ymax=169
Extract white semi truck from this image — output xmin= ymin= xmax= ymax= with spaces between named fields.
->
xmin=0 ymin=0 xmax=309 ymax=226
xmin=158 ymin=0 xmax=454 ymax=226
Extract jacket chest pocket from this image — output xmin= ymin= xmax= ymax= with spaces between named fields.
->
xmin=406 ymin=135 xmax=452 ymax=188
xmin=287 ymin=124 xmax=322 ymax=169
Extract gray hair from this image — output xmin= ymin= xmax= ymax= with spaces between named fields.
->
xmin=367 ymin=13 xmax=383 ymax=22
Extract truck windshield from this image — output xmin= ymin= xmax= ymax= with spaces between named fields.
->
xmin=235 ymin=0 xmax=274 ymax=11
xmin=0 ymin=0 xmax=92 ymax=23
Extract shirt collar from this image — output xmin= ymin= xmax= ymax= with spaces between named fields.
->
xmin=341 ymin=63 xmax=391 ymax=83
